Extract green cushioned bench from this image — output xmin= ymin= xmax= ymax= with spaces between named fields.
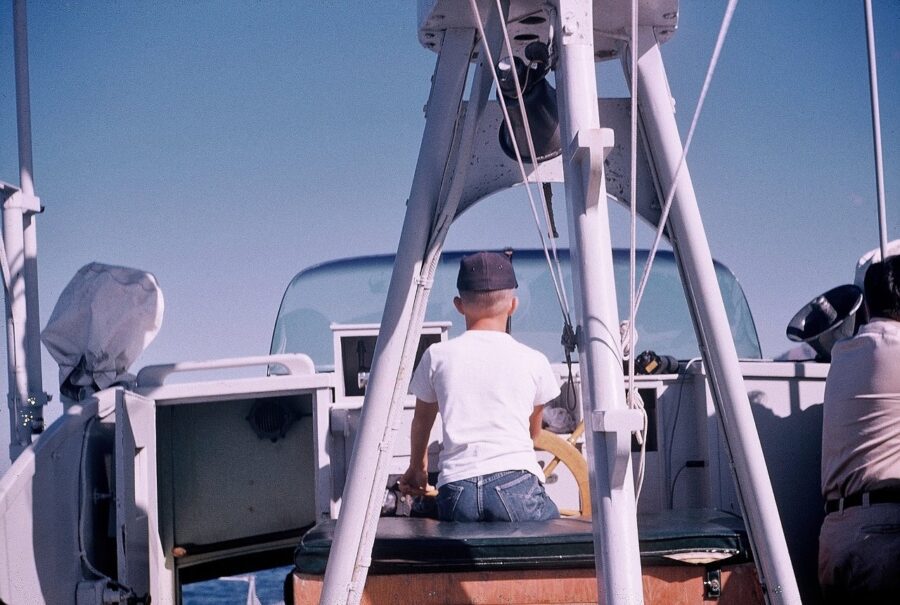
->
xmin=294 ymin=508 xmax=752 ymax=575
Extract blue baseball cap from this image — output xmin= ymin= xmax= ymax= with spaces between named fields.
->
xmin=456 ymin=251 xmax=518 ymax=292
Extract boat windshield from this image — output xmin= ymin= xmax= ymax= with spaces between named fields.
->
xmin=270 ymin=250 xmax=761 ymax=369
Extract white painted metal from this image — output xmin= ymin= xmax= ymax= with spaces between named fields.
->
xmin=4 ymin=0 xmax=46 ymax=461
xmin=418 ymin=0 xmax=678 ymax=62
xmin=319 ymin=28 xmax=477 ymax=605
xmin=132 ymin=371 xmax=333 ymax=603
xmin=313 ymin=386 xmax=336 ymax=519
xmin=0 ymin=394 xmax=117 ymax=604
xmin=135 ymin=353 xmax=315 ymax=387
xmin=630 ymin=27 xmax=801 ymax=603
xmin=2 ymin=187 xmax=32 ymax=458
xmin=553 ymin=1 xmax=645 ymax=602
xmin=115 ymin=390 xmax=154 ymax=601
xmin=864 ymin=0 xmax=889 ymax=257
xmin=15 ymin=0 xmax=45 ymax=432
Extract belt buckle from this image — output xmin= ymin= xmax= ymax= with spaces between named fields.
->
xmin=838 ymin=497 xmax=845 ymax=513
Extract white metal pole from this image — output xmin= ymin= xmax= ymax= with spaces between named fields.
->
xmin=552 ymin=1 xmax=644 ymax=602
xmin=319 ymin=28 xmax=475 ymax=605
xmin=3 ymin=202 xmax=30 ymax=458
xmin=4 ymin=0 xmax=45 ymax=461
xmin=632 ymin=28 xmax=801 ymax=604
xmin=863 ymin=0 xmax=889 ymax=257
xmin=15 ymin=0 xmax=45 ymax=429
xmin=14 ymin=0 xmax=34 ymax=199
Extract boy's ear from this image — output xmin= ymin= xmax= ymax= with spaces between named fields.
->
xmin=453 ymin=296 xmax=464 ymax=315
xmin=509 ymin=296 xmax=519 ymax=316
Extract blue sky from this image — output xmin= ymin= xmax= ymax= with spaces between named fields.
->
xmin=0 ymin=1 xmax=897 ymax=468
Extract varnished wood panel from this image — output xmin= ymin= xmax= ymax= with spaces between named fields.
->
xmin=294 ymin=563 xmax=763 ymax=604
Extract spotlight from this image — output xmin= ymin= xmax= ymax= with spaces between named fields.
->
xmin=497 ymin=42 xmax=561 ymax=164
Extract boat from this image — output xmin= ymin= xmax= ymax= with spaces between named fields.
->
xmin=0 ymin=1 xmax=896 ymax=604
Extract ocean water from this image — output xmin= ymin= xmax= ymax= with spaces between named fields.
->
xmin=181 ymin=566 xmax=291 ymax=605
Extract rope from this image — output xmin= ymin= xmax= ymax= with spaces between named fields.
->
xmin=633 ymin=0 xmax=740 ymax=318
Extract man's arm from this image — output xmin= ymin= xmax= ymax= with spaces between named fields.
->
xmin=398 ymin=399 xmax=438 ymax=496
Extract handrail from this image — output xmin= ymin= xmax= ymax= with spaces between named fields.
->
xmin=135 ymin=353 xmax=315 ymax=387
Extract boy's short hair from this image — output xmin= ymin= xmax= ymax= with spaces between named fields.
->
xmin=459 ymin=288 xmax=516 ymax=315
xmin=864 ymin=255 xmax=900 ymax=320
xmin=457 ymin=251 xmax=518 ymax=292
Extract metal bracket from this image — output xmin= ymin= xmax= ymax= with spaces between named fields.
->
xmin=704 ymin=568 xmax=722 ymax=599
xmin=559 ymin=2 xmax=591 ymax=46
xmin=591 ymin=408 xmax=644 ymax=488
xmin=2 ymin=189 xmax=41 ymax=213
xmin=329 ymin=407 xmax=359 ymax=438
xmin=591 ymin=409 xmax=644 ymax=433
xmin=568 ymin=128 xmax=614 ymax=208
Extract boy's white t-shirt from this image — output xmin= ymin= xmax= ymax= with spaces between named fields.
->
xmin=408 ymin=330 xmax=561 ymax=487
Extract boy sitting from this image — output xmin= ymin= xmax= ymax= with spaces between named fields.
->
xmin=398 ymin=251 xmax=560 ymax=521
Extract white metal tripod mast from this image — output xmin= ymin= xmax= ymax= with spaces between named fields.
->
xmin=321 ymin=2 xmax=801 ymax=604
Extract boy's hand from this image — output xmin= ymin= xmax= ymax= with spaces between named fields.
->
xmin=398 ymin=467 xmax=435 ymax=497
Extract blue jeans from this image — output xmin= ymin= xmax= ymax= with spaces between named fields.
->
xmin=436 ymin=470 xmax=559 ymax=522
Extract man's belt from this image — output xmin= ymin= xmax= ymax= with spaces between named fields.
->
xmin=825 ymin=487 xmax=900 ymax=514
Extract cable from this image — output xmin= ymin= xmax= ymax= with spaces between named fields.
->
xmin=626 ymin=0 xmax=646 ymax=504
xmin=669 ymin=460 xmax=707 ymax=509
xmin=665 ymin=358 xmax=701 ymax=507
xmin=633 ymin=0 xmax=740 ymax=319
xmin=78 ymin=415 xmax=146 ymax=602
xmin=491 ymin=0 xmax=571 ymax=318
xmin=468 ymin=0 xmax=572 ymax=332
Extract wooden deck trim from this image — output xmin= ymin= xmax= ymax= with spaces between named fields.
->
xmin=293 ymin=563 xmax=763 ymax=604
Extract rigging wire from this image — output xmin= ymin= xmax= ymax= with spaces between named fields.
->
xmin=491 ymin=0 xmax=572 ymax=321
xmin=633 ymin=0 xmax=740 ymax=320
xmin=625 ymin=0 xmax=739 ymax=500
xmin=467 ymin=0 xmax=573 ymax=333
xmin=470 ymin=0 xmax=583 ymax=424
xmin=627 ymin=0 xmax=648 ymax=503
xmin=485 ymin=0 xmax=584 ymax=409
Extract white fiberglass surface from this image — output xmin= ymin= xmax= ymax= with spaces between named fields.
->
xmin=270 ymin=249 xmax=761 ymax=369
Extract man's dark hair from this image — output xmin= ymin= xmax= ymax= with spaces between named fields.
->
xmin=864 ymin=255 xmax=900 ymax=320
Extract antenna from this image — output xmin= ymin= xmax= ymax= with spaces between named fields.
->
xmin=864 ymin=0 xmax=890 ymax=258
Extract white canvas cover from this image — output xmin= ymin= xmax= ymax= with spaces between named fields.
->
xmin=41 ymin=263 xmax=164 ymax=398
xmin=855 ymin=240 xmax=900 ymax=288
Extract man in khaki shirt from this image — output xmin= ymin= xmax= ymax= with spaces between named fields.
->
xmin=819 ymin=255 xmax=900 ymax=603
